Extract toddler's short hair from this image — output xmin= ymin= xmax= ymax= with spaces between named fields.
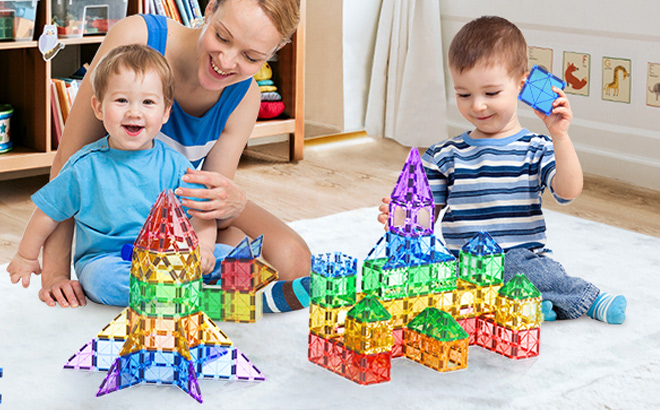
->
xmin=448 ymin=16 xmax=527 ymax=78
xmin=92 ymin=44 xmax=174 ymax=108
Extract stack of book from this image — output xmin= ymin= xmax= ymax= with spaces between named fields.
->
xmin=145 ymin=0 xmax=204 ymax=28
xmin=50 ymin=76 xmax=83 ymax=147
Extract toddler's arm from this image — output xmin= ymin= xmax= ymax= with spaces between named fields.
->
xmin=191 ymin=217 xmax=217 ymax=275
xmin=7 ymin=209 xmax=59 ymax=288
xmin=536 ymin=87 xmax=583 ymax=200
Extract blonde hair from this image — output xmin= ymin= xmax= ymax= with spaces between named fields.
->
xmin=211 ymin=0 xmax=300 ymax=42
xmin=449 ymin=16 xmax=528 ymax=78
xmin=92 ymin=44 xmax=175 ymax=107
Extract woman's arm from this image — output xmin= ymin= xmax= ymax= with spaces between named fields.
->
xmin=38 ymin=16 xmax=150 ymax=307
xmin=177 ymin=80 xmax=262 ymax=224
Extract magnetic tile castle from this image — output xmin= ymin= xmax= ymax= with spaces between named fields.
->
xmin=518 ymin=64 xmax=567 ymax=116
xmin=65 ymin=190 xmax=265 ymax=402
xmin=308 ymin=148 xmax=543 ymax=384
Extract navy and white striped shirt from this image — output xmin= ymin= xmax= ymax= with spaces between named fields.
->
xmin=422 ymin=129 xmax=571 ymax=254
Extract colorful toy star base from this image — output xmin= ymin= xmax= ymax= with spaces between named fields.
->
xmin=65 ymin=190 xmax=265 ymax=402
xmin=308 ymin=148 xmax=543 ymax=384
xmin=518 ymin=64 xmax=566 ymax=116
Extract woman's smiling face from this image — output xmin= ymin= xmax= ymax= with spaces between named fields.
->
xmin=197 ymin=0 xmax=282 ymax=90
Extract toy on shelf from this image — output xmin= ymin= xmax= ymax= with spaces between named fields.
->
xmin=518 ymin=64 xmax=566 ymax=116
xmin=308 ymin=148 xmax=542 ymax=384
xmin=254 ymin=62 xmax=285 ymax=119
xmin=65 ymin=190 xmax=265 ymax=403
xmin=0 ymin=104 xmax=13 ymax=154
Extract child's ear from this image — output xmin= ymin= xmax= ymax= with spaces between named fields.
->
xmin=91 ymin=95 xmax=104 ymax=121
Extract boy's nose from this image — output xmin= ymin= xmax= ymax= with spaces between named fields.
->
xmin=472 ymin=98 xmax=487 ymax=112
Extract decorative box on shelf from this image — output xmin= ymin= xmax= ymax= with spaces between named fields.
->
xmin=51 ymin=0 xmax=127 ymax=38
xmin=0 ymin=0 xmax=39 ymax=40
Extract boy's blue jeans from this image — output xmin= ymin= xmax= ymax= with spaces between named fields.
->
xmin=76 ymin=244 xmax=234 ymax=307
xmin=504 ymin=248 xmax=600 ymax=320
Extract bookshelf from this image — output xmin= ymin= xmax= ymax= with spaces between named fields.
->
xmin=0 ymin=0 xmax=305 ymax=179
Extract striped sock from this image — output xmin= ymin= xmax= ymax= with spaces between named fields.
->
xmin=262 ymin=276 xmax=310 ymax=313
xmin=586 ymin=292 xmax=627 ymax=324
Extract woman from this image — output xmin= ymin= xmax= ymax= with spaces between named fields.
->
xmin=38 ymin=0 xmax=310 ymax=310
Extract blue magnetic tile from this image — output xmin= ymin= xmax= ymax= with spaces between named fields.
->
xmin=518 ymin=65 xmax=566 ymax=116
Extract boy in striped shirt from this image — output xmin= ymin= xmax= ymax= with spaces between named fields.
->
xmin=380 ymin=16 xmax=625 ymax=324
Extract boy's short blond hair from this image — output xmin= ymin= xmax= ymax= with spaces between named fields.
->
xmin=448 ymin=16 xmax=528 ymax=78
xmin=92 ymin=44 xmax=174 ymax=108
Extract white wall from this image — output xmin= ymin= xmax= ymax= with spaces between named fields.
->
xmin=440 ymin=0 xmax=660 ymax=191
xmin=304 ymin=1 xmax=344 ymax=132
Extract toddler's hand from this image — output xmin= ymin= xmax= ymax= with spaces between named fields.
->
xmin=536 ymin=86 xmax=573 ymax=141
xmin=200 ymin=247 xmax=216 ymax=275
xmin=377 ymin=197 xmax=391 ymax=231
xmin=7 ymin=253 xmax=41 ymax=288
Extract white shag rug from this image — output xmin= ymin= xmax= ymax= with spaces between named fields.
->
xmin=1 ymin=208 xmax=658 ymax=409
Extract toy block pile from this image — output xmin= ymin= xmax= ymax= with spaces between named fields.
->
xmin=65 ymin=190 xmax=265 ymax=402
xmin=308 ymin=148 xmax=543 ymax=385
xmin=201 ymin=235 xmax=278 ymax=323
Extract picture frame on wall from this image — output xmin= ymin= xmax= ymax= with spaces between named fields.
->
xmin=646 ymin=62 xmax=660 ymax=108
xmin=563 ymin=52 xmax=590 ymax=97
xmin=602 ymin=57 xmax=631 ymax=104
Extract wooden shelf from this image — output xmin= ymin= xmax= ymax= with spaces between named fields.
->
xmin=0 ymin=0 xmax=305 ymax=178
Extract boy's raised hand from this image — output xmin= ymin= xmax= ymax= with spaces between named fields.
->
xmin=7 ymin=253 xmax=41 ymax=288
xmin=535 ymin=86 xmax=573 ymax=141
xmin=377 ymin=197 xmax=391 ymax=231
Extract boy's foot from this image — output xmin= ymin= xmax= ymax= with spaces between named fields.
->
xmin=586 ymin=292 xmax=627 ymax=324
xmin=263 ymin=276 xmax=310 ymax=313
xmin=541 ymin=300 xmax=556 ymax=321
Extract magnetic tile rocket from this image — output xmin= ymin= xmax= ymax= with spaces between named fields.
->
xmin=65 ymin=190 xmax=264 ymax=403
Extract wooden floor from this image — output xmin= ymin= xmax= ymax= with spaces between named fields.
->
xmin=1 ymin=134 xmax=659 ymax=264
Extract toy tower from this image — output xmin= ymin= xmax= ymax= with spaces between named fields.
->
xmin=455 ymin=232 xmax=504 ymax=331
xmin=65 ymin=190 xmax=265 ymax=402
xmin=477 ymin=274 xmax=542 ymax=359
xmin=202 ymin=236 xmax=278 ymax=323
xmin=404 ymin=307 xmax=469 ymax=372
xmin=308 ymin=291 xmax=393 ymax=385
xmin=362 ymin=148 xmax=456 ymax=355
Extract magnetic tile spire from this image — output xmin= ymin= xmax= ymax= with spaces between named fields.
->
xmin=66 ymin=190 xmax=265 ymax=403
xmin=388 ymin=148 xmax=434 ymax=237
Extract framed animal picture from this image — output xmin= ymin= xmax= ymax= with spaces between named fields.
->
xmin=602 ymin=57 xmax=631 ymax=104
xmin=527 ymin=46 xmax=553 ymax=73
xmin=646 ymin=62 xmax=660 ymax=108
xmin=563 ymin=52 xmax=590 ymax=97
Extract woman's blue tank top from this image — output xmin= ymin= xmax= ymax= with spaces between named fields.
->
xmin=141 ymin=14 xmax=252 ymax=168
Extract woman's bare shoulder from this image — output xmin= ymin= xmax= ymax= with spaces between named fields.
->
xmin=102 ymin=15 xmax=150 ymax=47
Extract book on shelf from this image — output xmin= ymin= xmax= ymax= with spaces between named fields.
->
xmin=144 ymin=0 xmax=202 ymax=27
xmin=50 ymin=81 xmax=64 ymax=146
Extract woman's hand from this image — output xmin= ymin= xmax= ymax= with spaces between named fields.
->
xmin=377 ymin=197 xmax=391 ymax=231
xmin=176 ymin=169 xmax=247 ymax=222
